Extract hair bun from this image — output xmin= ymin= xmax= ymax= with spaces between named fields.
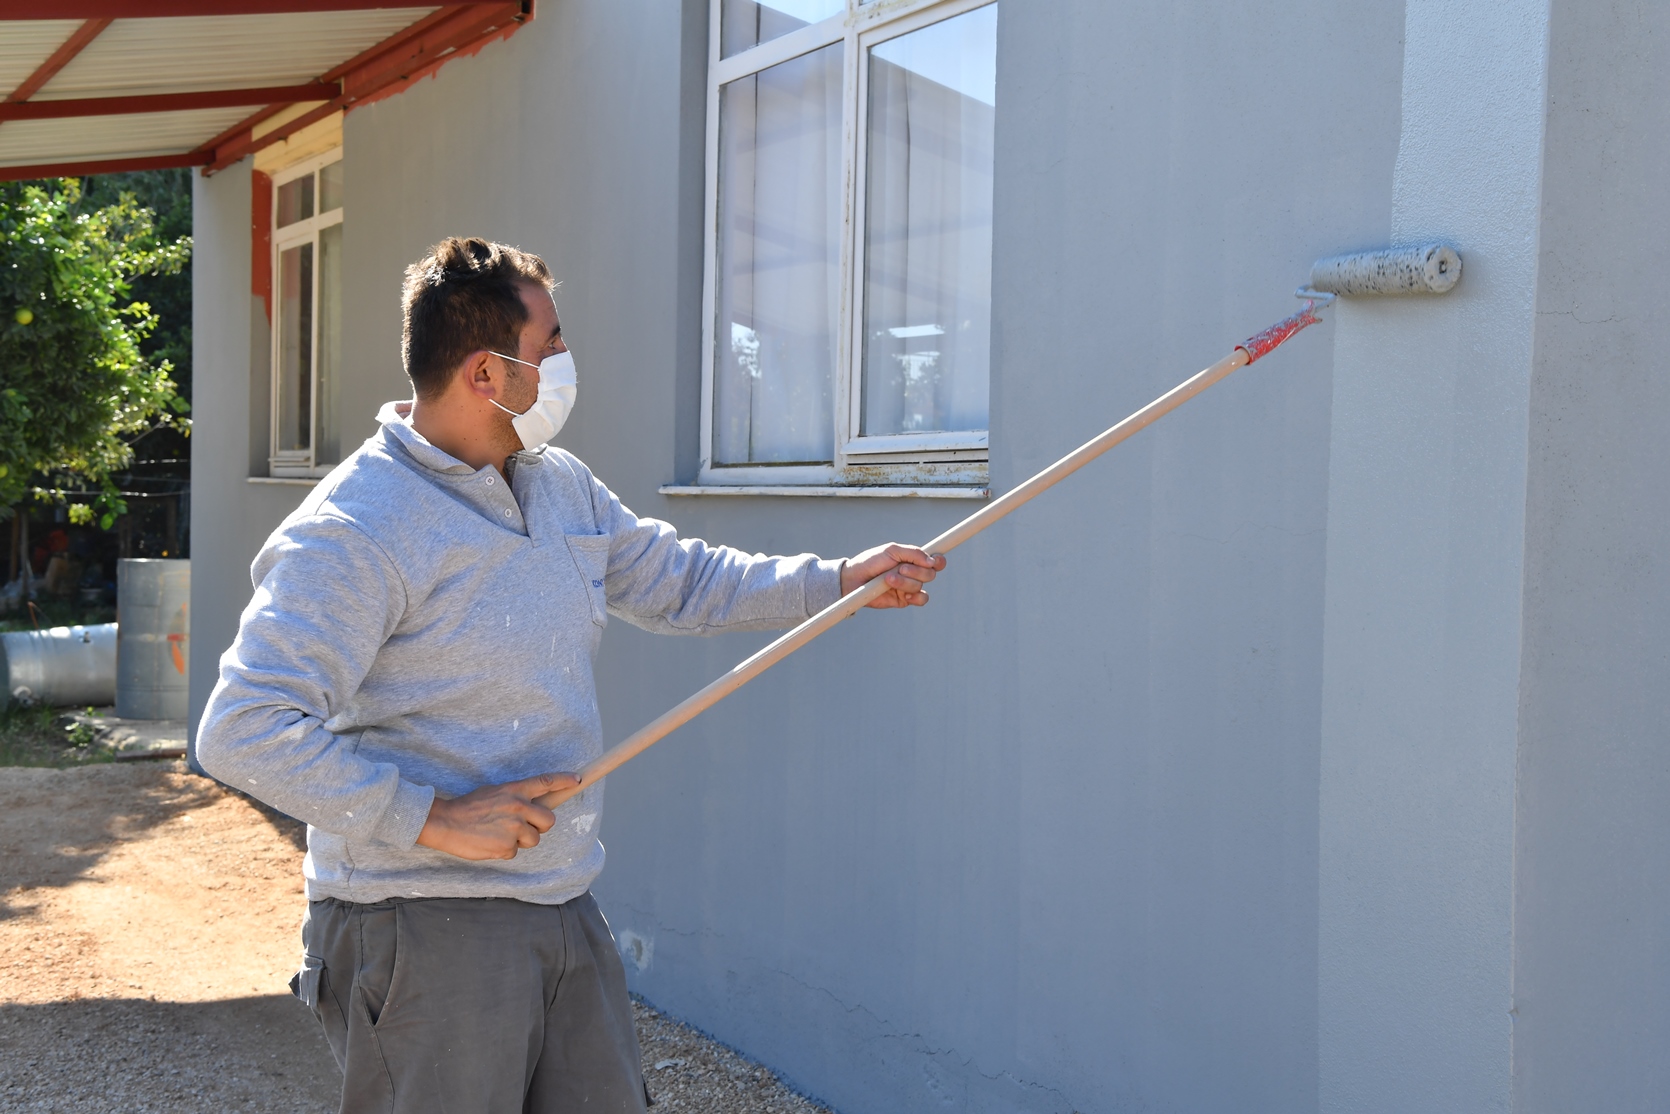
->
xmin=429 ymin=237 xmax=498 ymax=283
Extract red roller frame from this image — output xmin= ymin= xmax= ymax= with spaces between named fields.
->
xmin=1236 ymin=300 xmax=1326 ymax=364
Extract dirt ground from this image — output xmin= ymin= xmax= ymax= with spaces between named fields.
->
xmin=0 ymin=762 xmax=830 ymax=1114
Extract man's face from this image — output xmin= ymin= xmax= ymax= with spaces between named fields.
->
xmin=502 ymin=283 xmax=566 ymax=410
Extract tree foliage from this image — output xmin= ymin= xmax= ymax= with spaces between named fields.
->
xmin=0 ymin=178 xmax=190 ymax=529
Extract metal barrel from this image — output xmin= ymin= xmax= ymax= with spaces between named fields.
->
xmin=0 ymin=623 xmax=118 ymax=707
xmin=116 ymin=559 xmax=191 ymax=721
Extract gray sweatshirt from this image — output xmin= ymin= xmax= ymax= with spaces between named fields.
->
xmin=195 ymin=412 xmax=842 ymax=906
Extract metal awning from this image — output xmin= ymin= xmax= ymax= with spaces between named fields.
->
xmin=0 ymin=1 xmax=533 ymax=180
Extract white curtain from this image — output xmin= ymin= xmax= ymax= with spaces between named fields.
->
xmin=714 ymin=42 xmax=843 ymax=465
xmin=276 ymin=241 xmax=313 ymax=454
xmin=861 ymin=5 xmax=997 ymax=438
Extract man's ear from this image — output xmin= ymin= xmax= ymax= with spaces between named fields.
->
xmin=461 ymin=350 xmax=498 ymax=400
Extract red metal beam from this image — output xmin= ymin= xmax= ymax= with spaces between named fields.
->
xmin=0 ymin=82 xmax=340 ymax=122
xmin=252 ymin=169 xmax=273 ymax=321
xmin=194 ymin=101 xmax=299 ymax=158
xmin=346 ymin=4 xmax=527 ymax=108
xmin=5 ymin=18 xmax=110 ymax=103
xmin=321 ymin=3 xmax=482 ymax=84
xmin=0 ymin=151 xmax=209 ymax=184
xmin=183 ymin=1 xmax=467 ymax=158
xmin=0 ymin=2 xmax=462 ymax=17
xmin=0 ymin=1 xmax=531 ymax=177
xmin=201 ymin=0 xmax=530 ymax=172
xmin=205 ymin=99 xmax=340 ymax=171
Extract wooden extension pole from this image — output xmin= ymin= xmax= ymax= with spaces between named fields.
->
xmin=537 ymin=304 xmax=1324 ymax=810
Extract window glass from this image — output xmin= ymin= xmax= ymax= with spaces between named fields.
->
xmin=315 ymin=224 xmax=343 ymax=464
xmin=276 ymin=242 xmax=314 ymax=452
xmin=720 ymin=0 xmax=843 ymax=59
xmin=276 ymin=175 xmax=314 ymax=228
xmin=319 ymin=160 xmax=344 ymax=213
xmin=860 ymin=4 xmax=996 ymax=437
xmin=713 ymin=43 xmax=842 ymax=464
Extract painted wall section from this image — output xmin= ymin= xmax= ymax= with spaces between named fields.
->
xmin=188 ymin=163 xmax=316 ymax=756
xmin=1318 ymin=0 xmax=1549 ymax=1110
xmin=1513 ymin=2 xmax=1670 ymax=1109
xmin=194 ymin=0 xmax=1397 ymax=1110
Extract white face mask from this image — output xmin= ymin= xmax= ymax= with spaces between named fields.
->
xmin=487 ymin=349 xmax=578 ymax=449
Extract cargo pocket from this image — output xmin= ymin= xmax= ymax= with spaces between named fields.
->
xmin=290 ymin=952 xmax=325 ymax=1019
xmin=564 ymin=533 xmax=611 ymax=629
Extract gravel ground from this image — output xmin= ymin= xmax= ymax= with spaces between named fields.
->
xmin=0 ymin=761 xmax=830 ymax=1114
xmin=635 ymin=1000 xmax=831 ymax=1114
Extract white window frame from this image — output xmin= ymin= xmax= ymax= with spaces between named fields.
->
xmin=694 ymin=0 xmax=997 ymax=491
xmin=269 ymin=148 xmax=344 ymax=479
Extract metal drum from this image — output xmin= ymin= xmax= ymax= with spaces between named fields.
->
xmin=0 ymin=623 xmax=117 ymax=707
xmin=116 ymin=559 xmax=191 ymax=720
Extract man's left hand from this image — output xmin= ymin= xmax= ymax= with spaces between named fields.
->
xmin=840 ymin=543 xmax=945 ymax=608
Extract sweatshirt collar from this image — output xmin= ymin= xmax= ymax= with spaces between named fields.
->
xmin=375 ymin=399 xmax=547 ymax=477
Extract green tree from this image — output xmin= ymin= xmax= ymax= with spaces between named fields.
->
xmin=0 ymin=178 xmax=190 ymax=530
xmin=80 ymin=169 xmax=192 ymax=413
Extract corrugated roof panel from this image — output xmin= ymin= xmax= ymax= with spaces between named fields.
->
xmin=0 ymin=107 xmax=250 ymax=168
xmin=36 ymin=8 xmax=437 ymax=101
xmin=0 ymin=20 xmax=84 ymax=96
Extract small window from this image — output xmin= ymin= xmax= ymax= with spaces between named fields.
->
xmin=701 ymin=0 xmax=997 ymax=489
xmin=269 ymin=152 xmax=344 ymax=477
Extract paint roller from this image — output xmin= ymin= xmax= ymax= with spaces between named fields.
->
xmin=535 ymin=243 xmax=1464 ymax=809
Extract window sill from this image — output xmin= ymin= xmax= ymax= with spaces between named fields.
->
xmin=660 ymin=484 xmax=988 ymax=499
xmin=249 ymin=476 xmax=320 ymax=487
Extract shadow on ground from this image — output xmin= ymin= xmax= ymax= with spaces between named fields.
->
xmin=0 ymin=994 xmax=340 ymax=1113
xmin=0 ymin=763 xmax=304 ymax=923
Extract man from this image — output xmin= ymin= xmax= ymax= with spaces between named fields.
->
xmin=195 ymin=237 xmax=943 ymax=1114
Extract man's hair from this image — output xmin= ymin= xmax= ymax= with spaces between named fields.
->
xmin=401 ymin=237 xmax=553 ymax=398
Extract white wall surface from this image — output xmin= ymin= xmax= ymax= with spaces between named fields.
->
xmin=1513 ymin=1 xmax=1670 ymax=1109
xmin=1318 ymin=0 xmax=1549 ymax=1110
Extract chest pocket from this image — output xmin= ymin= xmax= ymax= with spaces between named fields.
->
xmin=563 ymin=533 xmax=611 ymax=628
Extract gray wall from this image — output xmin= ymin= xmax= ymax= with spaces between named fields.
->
xmin=186 ymin=1 xmax=1670 ymax=1108
xmin=187 ymin=0 xmax=1402 ymax=1110
xmin=1514 ymin=0 xmax=1670 ymax=1108
xmin=325 ymin=2 xmax=1401 ymax=1111
xmin=1318 ymin=0 xmax=1549 ymax=1110
xmin=188 ymin=162 xmax=315 ymax=750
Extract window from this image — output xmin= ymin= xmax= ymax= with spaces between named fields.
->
xmin=269 ymin=151 xmax=344 ymax=478
xmin=700 ymin=0 xmax=997 ymax=489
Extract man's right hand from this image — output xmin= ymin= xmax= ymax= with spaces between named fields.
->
xmin=415 ymin=772 xmax=579 ymax=861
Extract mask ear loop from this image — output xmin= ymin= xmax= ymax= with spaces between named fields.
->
xmin=488 ymin=350 xmax=539 ymax=369
xmin=486 ymin=351 xmax=537 ymax=417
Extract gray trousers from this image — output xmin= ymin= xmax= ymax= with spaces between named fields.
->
xmin=291 ymin=892 xmax=649 ymax=1114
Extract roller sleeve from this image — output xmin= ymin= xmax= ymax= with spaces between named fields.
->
xmin=1309 ymin=243 xmax=1461 ymax=296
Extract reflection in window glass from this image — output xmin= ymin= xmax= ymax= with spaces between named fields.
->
xmin=714 ymin=43 xmax=842 ymax=465
xmin=861 ymin=4 xmax=996 ymax=438
xmin=315 ymin=224 xmax=343 ymax=464
xmin=277 ymin=243 xmax=314 ymax=452
xmin=277 ymin=175 xmax=314 ymax=228
xmin=319 ymin=160 xmax=344 ymax=213
xmin=720 ymin=0 xmax=843 ymax=59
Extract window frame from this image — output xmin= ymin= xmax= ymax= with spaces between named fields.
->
xmin=268 ymin=148 xmax=344 ymax=479
xmin=697 ymin=0 xmax=997 ymax=490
